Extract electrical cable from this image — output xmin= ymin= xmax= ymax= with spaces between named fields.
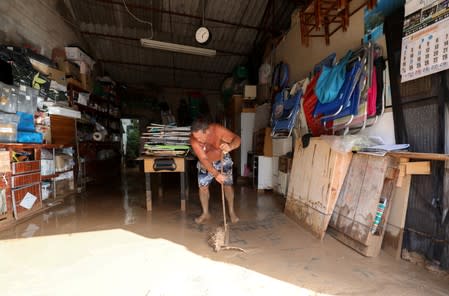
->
xmin=121 ymin=0 xmax=153 ymax=39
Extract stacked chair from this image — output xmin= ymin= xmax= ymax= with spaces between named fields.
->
xmin=270 ymin=41 xmax=387 ymax=138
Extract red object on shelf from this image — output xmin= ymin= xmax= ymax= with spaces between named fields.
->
xmin=11 ymin=172 xmax=40 ymax=188
xmin=11 ymin=161 xmax=41 ymax=175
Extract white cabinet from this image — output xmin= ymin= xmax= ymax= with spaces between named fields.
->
xmin=272 ymin=137 xmax=292 ymax=195
xmin=256 ymin=156 xmax=273 ymax=190
xmin=240 ymin=112 xmax=255 ymax=176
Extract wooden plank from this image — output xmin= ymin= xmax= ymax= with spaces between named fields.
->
xmin=444 ymin=161 xmax=449 ymax=231
xmin=330 ymin=154 xmax=368 ymax=236
xmin=383 ymin=173 xmax=412 ymax=259
xmin=329 ymin=154 xmax=399 ymax=257
xmin=50 ymin=115 xmax=76 ymax=146
xmin=285 ymin=138 xmax=352 ymax=239
xmin=388 ymin=151 xmax=449 ymax=161
xmin=405 ymin=161 xmax=431 ymax=175
xmin=352 ymin=156 xmax=390 ymax=244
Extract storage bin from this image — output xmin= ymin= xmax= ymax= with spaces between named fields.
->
xmin=0 ymin=82 xmax=18 ymax=113
xmin=41 ymin=182 xmax=52 ymax=200
xmin=0 ymin=113 xmax=18 ymax=143
xmin=17 ymin=85 xmax=37 ymax=114
xmin=17 ymin=131 xmax=43 ymax=143
xmin=41 ymin=159 xmax=55 ymax=176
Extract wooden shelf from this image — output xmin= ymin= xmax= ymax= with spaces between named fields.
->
xmin=89 ymin=94 xmax=120 ymax=107
xmin=67 ymin=79 xmax=89 ymax=93
xmin=0 ymin=143 xmax=73 ymax=149
xmin=79 ymin=140 xmax=121 ymax=145
xmin=41 ymin=168 xmax=74 ymax=181
xmin=74 ymin=102 xmax=121 ymax=119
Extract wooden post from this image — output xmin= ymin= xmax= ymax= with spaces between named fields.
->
xmin=181 ymin=172 xmax=186 ymax=211
xmin=145 ymin=172 xmax=152 ymax=211
xmin=444 ymin=161 xmax=449 ymax=224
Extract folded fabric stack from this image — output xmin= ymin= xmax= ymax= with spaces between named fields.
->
xmin=141 ymin=124 xmax=191 ymax=157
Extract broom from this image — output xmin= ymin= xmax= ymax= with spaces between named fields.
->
xmin=208 ymin=152 xmax=246 ymax=253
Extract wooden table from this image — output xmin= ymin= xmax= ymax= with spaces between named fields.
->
xmin=142 ymin=156 xmax=189 ymax=211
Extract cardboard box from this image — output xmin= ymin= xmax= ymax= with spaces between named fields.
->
xmin=58 ymin=60 xmax=81 ymax=81
xmin=244 ymin=85 xmax=257 ymax=99
xmin=55 ymin=154 xmax=73 ymax=172
xmin=279 ymin=155 xmax=293 ymax=173
xmin=252 ymin=127 xmax=272 ymax=156
xmin=0 ymin=151 xmax=10 ymax=172
xmin=36 ymin=125 xmax=51 ymax=144
xmin=64 ymin=47 xmax=95 ymax=69
xmin=272 ymin=137 xmax=292 ymax=156
xmin=30 ymin=59 xmax=67 ymax=86
xmin=81 ymin=73 xmax=93 ymax=92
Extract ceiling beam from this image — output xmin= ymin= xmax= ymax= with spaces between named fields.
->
xmin=123 ymin=82 xmax=220 ymax=93
xmin=99 ymin=59 xmax=229 ymax=75
xmin=80 ymin=31 xmax=247 ymax=56
xmin=93 ymin=0 xmax=273 ymax=32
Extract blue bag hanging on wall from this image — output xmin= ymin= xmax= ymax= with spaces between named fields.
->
xmin=315 ymin=50 xmax=352 ymax=104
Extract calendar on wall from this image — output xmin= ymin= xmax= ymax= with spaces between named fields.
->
xmin=401 ymin=0 xmax=449 ymax=82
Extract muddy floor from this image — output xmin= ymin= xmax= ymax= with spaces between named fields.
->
xmin=0 ymin=168 xmax=448 ymax=295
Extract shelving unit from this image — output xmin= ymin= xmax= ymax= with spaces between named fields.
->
xmin=66 ymin=80 xmax=123 ymax=185
xmin=0 ymin=143 xmax=75 ymax=223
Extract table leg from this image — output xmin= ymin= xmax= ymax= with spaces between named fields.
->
xmin=145 ymin=172 xmax=152 ymax=211
xmin=158 ymin=173 xmax=163 ymax=199
xmin=180 ymin=172 xmax=186 ymax=211
xmin=185 ymin=168 xmax=190 ymax=201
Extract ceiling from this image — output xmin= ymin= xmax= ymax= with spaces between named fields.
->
xmin=64 ymin=0 xmax=301 ymax=92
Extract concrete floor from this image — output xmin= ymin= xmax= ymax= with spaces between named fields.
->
xmin=0 ymin=169 xmax=448 ymax=296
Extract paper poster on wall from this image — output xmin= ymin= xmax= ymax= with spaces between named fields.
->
xmin=364 ymin=0 xmax=404 ymax=42
xmin=401 ymin=0 xmax=449 ymax=82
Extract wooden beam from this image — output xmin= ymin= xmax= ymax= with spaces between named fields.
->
xmin=99 ymin=59 xmax=229 ymax=76
xmin=93 ymin=0 xmax=272 ymax=32
xmin=80 ymin=31 xmax=248 ymax=56
xmin=405 ymin=161 xmax=431 ymax=175
xmin=388 ymin=152 xmax=449 ymax=161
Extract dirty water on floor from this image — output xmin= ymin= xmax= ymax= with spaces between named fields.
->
xmin=0 ymin=169 xmax=448 ymax=296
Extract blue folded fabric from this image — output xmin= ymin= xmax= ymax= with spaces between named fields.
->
xmin=17 ymin=111 xmax=35 ymax=132
xmin=17 ymin=131 xmax=43 ymax=143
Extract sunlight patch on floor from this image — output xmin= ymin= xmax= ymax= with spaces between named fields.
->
xmin=0 ymin=229 xmax=331 ymax=296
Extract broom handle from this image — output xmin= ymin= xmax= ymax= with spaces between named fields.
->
xmin=220 ymin=152 xmax=227 ymax=231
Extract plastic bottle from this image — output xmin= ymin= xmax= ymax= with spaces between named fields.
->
xmin=371 ymin=198 xmax=387 ymax=234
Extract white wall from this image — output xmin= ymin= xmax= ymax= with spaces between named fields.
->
xmin=0 ymin=0 xmax=85 ymax=58
xmin=275 ymin=9 xmax=365 ymax=82
xmin=274 ymin=7 xmax=396 ymax=144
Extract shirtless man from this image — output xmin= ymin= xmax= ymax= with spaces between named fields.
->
xmin=190 ymin=117 xmax=241 ymax=224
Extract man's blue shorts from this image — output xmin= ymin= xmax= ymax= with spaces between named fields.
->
xmin=197 ymin=153 xmax=233 ymax=187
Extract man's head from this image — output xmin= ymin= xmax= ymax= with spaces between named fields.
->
xmin=191 ymin=117 xmax=210 ymax=144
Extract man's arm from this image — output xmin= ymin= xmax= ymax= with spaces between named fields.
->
xmin=218 ymin=126 xmax=241 ymax=153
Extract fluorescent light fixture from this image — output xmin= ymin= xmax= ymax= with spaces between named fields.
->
xmin=140 ymin=39 xmax=216 ymax=57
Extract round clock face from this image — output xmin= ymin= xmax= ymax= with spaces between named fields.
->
xmin=195 ymin=26 xmax=210 ymax=44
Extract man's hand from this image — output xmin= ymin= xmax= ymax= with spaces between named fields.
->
xmin=219 ymin=143 xmax=231 ymax=154
xmin=215 ymin=173 xmax=226 ymax=184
